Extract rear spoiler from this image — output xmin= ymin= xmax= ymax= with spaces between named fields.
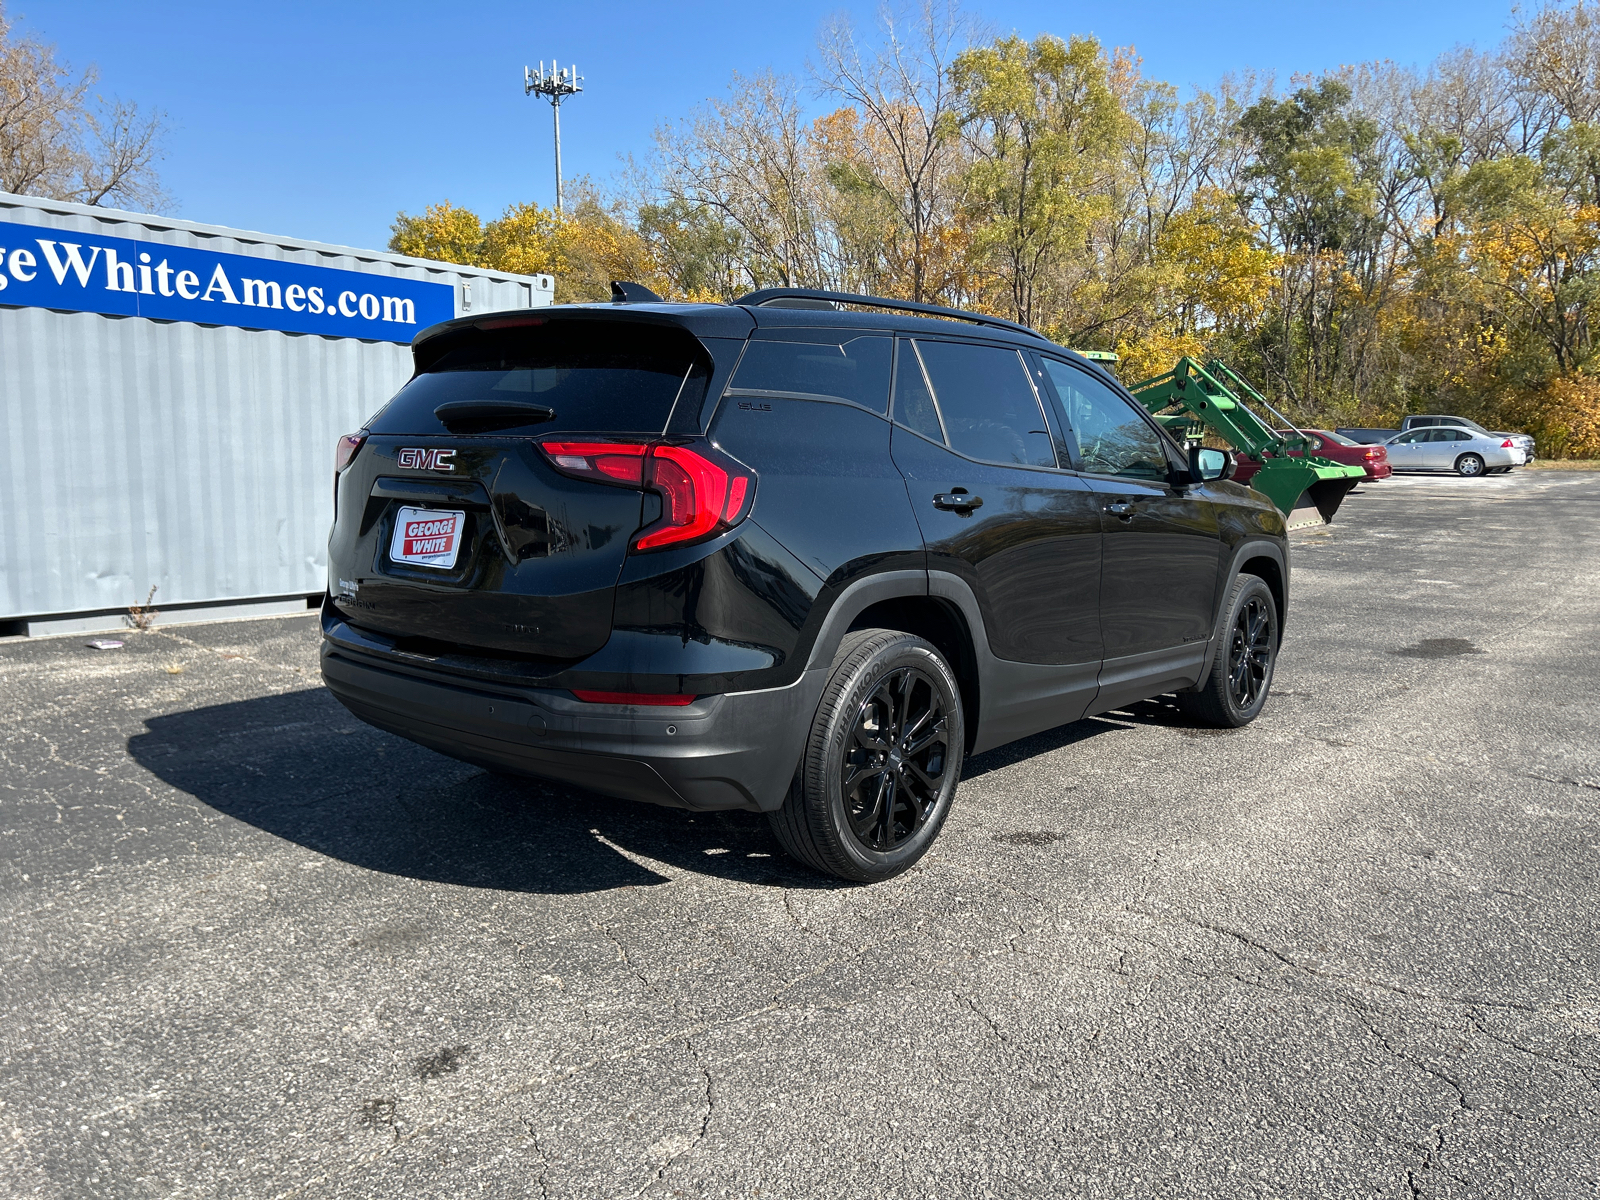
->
xmin=409 ymin=304 xmax=755 ymax=374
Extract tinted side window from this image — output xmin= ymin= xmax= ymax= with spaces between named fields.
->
xmin=1040 ymin=358 xmax=1171 ymax=481
xmin=892 ymin=338 xmax=945 ymax=443
xmin=729 ymin=335 xmax=892 ymax=413
xmin=913 ymin=340 xmax=1055 ymax=467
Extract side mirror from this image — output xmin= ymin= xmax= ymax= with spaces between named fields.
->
xmin=1188 ymin=445 xmax=1234 ymax=482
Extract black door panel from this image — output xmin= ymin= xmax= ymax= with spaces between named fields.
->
xmin=888 ymin=337 xmax=1103 ymax=670
xmin=894 ymin=428 xmax=1102 ymax=664
xmin=1032 ymin=354 xmax=1223 ymax=664
xmin=1094 ymin=481 xmax=1222 ymax=659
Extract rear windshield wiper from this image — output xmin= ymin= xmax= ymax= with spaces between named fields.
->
xmin=433 ymin=400 xmax=557 ymax=431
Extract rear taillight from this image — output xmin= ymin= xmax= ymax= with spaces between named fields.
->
xmin=539 ymin=439 xmax=754 ymax=553
xmin=571 ymin=690 xmax=696 ymax=706
xmin=1365 ymin=448 xmax=1383 ymax=458
xmin=538 ymin=441 xmax=649 ymax=486
xmin=636 ymin=444 xmax=751 ymax=550
xmin=335 ymin=432 xmax=366 ymax=474
xmin=333 ymin=432 xmax=366 ymax=515
xmin=1501 ymin=439 xmax=1514 ymax=448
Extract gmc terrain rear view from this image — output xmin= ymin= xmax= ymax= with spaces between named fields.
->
xmin=322 ymin=287 xmax=1288 ymax=881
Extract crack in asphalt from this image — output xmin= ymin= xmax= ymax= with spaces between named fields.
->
xmin=959 ymin=992 xmax=1008 ymax=1045
xmin=1343 ymin=996 xmax=1472 ymax=1196
xmin=259 ymin=932 xmax=886 ymax=1200
xmin=518 ymin=1118 xmax=553 ymax=1200
xmin=1134 ymin=908 xmax=1551 ymax=1014
xmin=603 ymin=927 xmax=655 ymax=995
xmin=1465 ymin=1011 xmax=1600 ymax=1082
xmin=1116 ymin=907 xmax=1600 ymax=1194
xmin=619 ymin=1035 xmax=716 ymax=1200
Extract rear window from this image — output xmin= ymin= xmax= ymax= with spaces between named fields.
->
xmin=369 ymin=321 xmax=707 ymax=436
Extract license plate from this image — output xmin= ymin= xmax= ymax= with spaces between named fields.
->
xmin=390 ymin=506 xmax=465 ymax=569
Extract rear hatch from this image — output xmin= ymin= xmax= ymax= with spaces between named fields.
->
xmin=330 ymin=316 xmax=712 ymax=660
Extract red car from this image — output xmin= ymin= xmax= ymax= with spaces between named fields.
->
xmin=1232 ymin=428 xmax=1391 ymax=486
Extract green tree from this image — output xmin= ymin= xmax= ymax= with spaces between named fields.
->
xmin=950 ymin=33 xmax=1128 ymax=328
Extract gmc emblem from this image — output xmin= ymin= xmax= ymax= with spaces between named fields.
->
xmin=397 ymin=447 xmax=456 ymax=472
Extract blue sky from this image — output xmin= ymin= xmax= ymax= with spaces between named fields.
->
xmin=13 ymin=1 xmax=1520 ymax=251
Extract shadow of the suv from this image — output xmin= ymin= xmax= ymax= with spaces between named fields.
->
xmin=127 ymin=686 xmax=1148 ymax=894
xmin=127 ymin=687 xmax=836 ymax=894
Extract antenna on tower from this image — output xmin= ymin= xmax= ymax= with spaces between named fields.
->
xmin=523 ymin=60 xmax=584 ymax=213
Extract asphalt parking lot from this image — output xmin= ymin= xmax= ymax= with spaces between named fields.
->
xmin=3 ymin=468 xmax=1598 ymax=1199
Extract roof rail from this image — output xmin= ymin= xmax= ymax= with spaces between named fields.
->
xmin=732 ymin=287 xmax=1051 ymax=343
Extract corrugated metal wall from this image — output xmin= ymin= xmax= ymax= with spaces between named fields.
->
xmin=0 ymin=193 xmax=552 ymax=622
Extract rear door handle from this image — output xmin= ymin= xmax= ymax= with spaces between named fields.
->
xmin=933 ymin=492 xmax=983 ymax=512
xmin=1106 ymin=501 xmax=1135 ymax=517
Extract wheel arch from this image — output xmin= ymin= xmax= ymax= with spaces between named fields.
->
xmin=847 ymin=596 xmax=981 ymax=753
xmin=1237 ymin=552 xmax=1286 ymax=643
xmin=1192 ymin=539 xmax=1289 ymax=686
xmin=802 ymin=571 xmax=985 ymax=754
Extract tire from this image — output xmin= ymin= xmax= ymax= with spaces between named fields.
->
xmin=1177 ymin=574 xmax=1278 ymax=728
xmin=1456 ymin=453 xmax=1486 ymax=477
xmin=768 ymin=629 xmax=964 ymax=883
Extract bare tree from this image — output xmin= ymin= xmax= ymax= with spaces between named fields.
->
xmin=0 ymin=5 xmax=169 ymax=210
xmin=814 ymin=1 xmax=979 ymax=302
xmin=652 ymin=71 xmax=821 ymax=291
xmin=1507 ymin=0 xmax=1600 ymax=129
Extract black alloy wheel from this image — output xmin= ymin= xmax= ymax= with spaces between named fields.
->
xmin=1177 ymin=573 xmax=1279 ymax=728
xmin=768 ymin=629 xmax=964 ymax=882
xmin=1228 ymin=594 xmax=1273 ymax=711
xmin=842 ymin=666 xmax=950 ymax=852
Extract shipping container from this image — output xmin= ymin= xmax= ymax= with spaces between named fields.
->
xmin=0 ymin=191 xmax=553 ymax=635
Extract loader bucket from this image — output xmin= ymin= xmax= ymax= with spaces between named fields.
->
xmin=1285 ymin=477 xmax=1359 ymax=529
xmin=1247 ymin=459 xmax=1366 ymax=530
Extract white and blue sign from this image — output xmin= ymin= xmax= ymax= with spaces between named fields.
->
xmin=0 ymin=218 xmax=453 ymax=343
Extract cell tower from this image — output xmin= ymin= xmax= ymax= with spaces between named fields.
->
xmin=524 ymin=61 xmax=584 ymax=212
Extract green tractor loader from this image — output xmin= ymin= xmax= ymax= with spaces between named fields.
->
xmin=1127 ymin=357 xmax=1366 ymax=530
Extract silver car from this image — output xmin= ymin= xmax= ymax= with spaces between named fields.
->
xmin=1384 ymin=426 xmax=1527 ymax=476
xmin=1403 ymin=414 xmax=1536 ymax=462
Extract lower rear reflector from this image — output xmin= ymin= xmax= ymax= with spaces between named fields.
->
xmin=571 ymin=690 xmax=697 ymax=706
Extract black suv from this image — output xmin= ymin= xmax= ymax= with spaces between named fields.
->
xmin=322 ymin=287 xmax=1288 ymax=881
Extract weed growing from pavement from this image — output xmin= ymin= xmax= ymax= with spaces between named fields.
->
xmin=127 ymin=585 xmax=158 ymax=631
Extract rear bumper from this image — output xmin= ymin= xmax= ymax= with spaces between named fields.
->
xmin=321 ymin=643 xmax=825 ymax=813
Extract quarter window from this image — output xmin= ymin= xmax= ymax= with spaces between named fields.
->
xmin=1039 ymin=358 xmax=1171 ymax=481
xmin=729 ymin=335 xmax=892 ymax=413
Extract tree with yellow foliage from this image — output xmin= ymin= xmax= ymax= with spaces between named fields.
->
xmin=390 ymin=185 xmax=667 ymax=304
xmin=388 ymin=202 xmax=486 ymax=266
